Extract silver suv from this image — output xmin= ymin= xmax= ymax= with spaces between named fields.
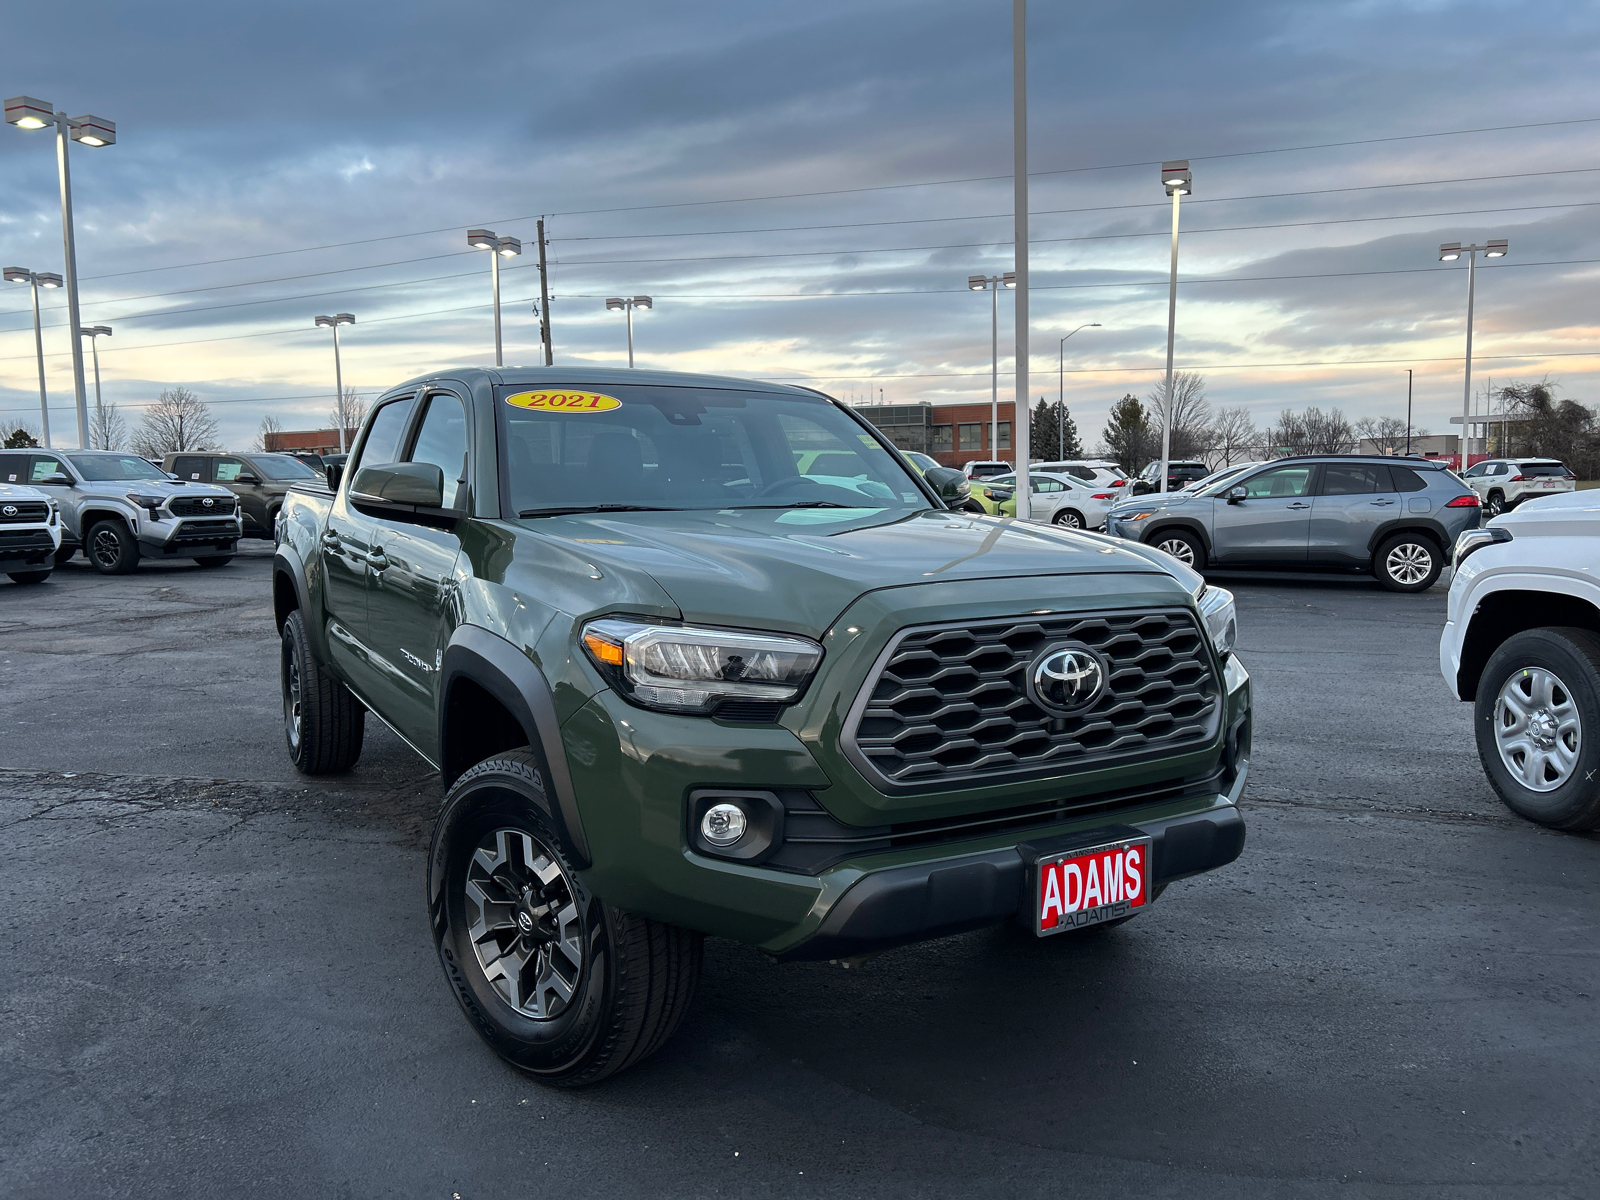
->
xmin=1107 ymin=455 xmax=1483 ymax=592
xmin=0 ymin=448 xmax=240 ymax=573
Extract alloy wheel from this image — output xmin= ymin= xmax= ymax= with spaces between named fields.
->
xmin=1384 ymin=542 xmax=1432 ymax=585
xmin=1495 ymin=666 xmax=1581 ymax=792
xmin=465 ymin=828 xmax=585 ymax=1020
xmin=1155 ymin=536 xmax=1195 ymax=566
xmin=282 ymin=639 xmax=302 ymax=752
xmin=1486 ymin=494 xmax=1504 ymax=517
xmin=1053 ymin=510 xmax=1084 ymax=528
xmin=92 ymin=528 xmax=121 ymax=568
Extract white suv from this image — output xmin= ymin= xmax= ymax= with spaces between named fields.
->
xmin=1459 ymin=458 xmax=1575 ymax=517
xmin=1440 ymin=489 xmax=1600 ymax=831
xmin=1033 ymin=459 xmax=1130 ymax=493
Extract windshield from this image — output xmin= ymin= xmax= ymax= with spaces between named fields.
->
xmin=251 ymin=453 xmax=319 ymax=480
xmin=67 ymin=453 xmax=168 ymax=482
xmin=1189 ymin=464 xmax=1253 ymax=494
xmin=499 ymin=384 xmax=928 ymax=516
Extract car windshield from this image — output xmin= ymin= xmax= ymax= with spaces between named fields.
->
xmin=499 ymin=384 xmax=927 ymax=516
xmin=67 ymin=453 xmax=168 ymax=482
xmin=251 ymin=454 xmax=320 ymax=480
xmin=1188 ymin=465 xmax=1250 ymax=493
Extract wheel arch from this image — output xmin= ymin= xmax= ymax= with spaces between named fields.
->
xmin=439 ymin=624 xmax=592 ymax=868
xmin=1367 ymin=518 xmax=1451 ymax=557
xmin=80 ymin=506 xmax=134 ymax=536
xmin=1141 ymin=517 xmax=1212 ymax=558
xmin=1458 ymin=588 xmax=1600 ymax=701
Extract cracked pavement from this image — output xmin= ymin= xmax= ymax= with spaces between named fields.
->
xmin=1 ymin=548 xmax=1597 ymax=1198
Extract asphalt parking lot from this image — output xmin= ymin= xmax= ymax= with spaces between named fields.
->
xmin=3 ymin=548 xmax=1597 ymax=1198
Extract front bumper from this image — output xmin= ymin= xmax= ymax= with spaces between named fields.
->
xmin=0 ymin=525 xmax=61 ymax=567
xmin=134 ymin=511 xmax=242 ymax=555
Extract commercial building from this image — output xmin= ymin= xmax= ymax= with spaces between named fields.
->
xmin=264 ymin=427 xmax=359 ymax=457
xmin=852 ymin=401 xmax=1017 ymax=467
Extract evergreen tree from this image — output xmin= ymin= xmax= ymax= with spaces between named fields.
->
xmin=1102 ymin=394 xmax=1152 ymax=474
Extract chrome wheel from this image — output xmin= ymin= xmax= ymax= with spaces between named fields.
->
xmin=1052 ymin=509 xmax=1084 ymax=528
xmin=1155 ymin=536 xmax=1196 ymax=566
xmin=1485 ymin=493 xmax=1504 ymax=517
xmin=282 ymin=638 xmax=302 ymax=753
xmin=1384 ymin=541 xmax=1432 ymax=586
xmin=1495 ymin=667 xmax=1581 ymax=792
xmin=92 ymin=527 xmax=122 ymax=568
xmin=465 ymin=828 xmax=585 ymax=1020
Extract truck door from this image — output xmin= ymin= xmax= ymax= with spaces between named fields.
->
xmin=212 ymin=455 xmax=267 ymax=534
xmin=321 ymin=397 xmax=414 ymax=698
xmin=364 ymin=389 xmax=469 ymax=757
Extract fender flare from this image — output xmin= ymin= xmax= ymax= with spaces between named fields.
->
xmin=439 ymin=624 xmax=591 ymax=868
xmin=1141 ymin=517 xmax=1212 ymax=558
xmin=1366 ymin=517 xmax=1452 ymax=556
xmin=271 ymin=544 xmax=327 ymax=657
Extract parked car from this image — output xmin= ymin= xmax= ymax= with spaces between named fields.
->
xmin=1180 ymin=461 xmax=1267 ymax=495
xmin=0 ymin=448 xmax=240 ymax=573
xmin=960 ymin=459 xmax=1011 ymax=482
xmin=274 ymin=367 xmax=1250 ymax=1084
xmin=981 ymin=471 xmax=1117 ymax=529
xmin=0 ymin=481 xmax=61 ymax=584
xmin=1458 ymin=457 xmax=1576 ymax=517
xmin=1107 ymin=455 xmax=1481 ymax=592
xmin=164 ymin=449 xmax=324 ymax=540
xmin=1441 ymin=489 xmax=1600 ymax=830
xmin=901 ymin=450 xmax=941 ymax=475
xmin=1033 ymin=459 xmax=1130 ymax=491
xmin=1131 ymin=460 xmax=1211 ymax=495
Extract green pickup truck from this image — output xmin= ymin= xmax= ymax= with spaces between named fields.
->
xmin=273 ymin=367 xmax=1250 ymax=1086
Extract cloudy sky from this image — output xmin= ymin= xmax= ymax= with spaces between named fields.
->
xmin=2 ymin=0 xmax=1597 ymax=452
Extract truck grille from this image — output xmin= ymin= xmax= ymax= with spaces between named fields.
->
xmin=170 ymin=496 xmax=235 ymax=516
xmin=843 ymin=609 xmax=1222 ymax=790
xmin=0 ymin=529 xmax=55 ymax=551
xmin=0 ymin=501 xmax=49 ymax=523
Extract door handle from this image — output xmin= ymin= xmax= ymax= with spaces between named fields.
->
xmin=1369 ymin=499 xmax=1395 ymax=506
xmin=365 ymin=549 xmax=389 ymax=571
xmin=1287 ymin=502 xmax=1310 ymax=509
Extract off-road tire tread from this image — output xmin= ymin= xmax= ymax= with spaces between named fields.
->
xmin=283 ymin=609 xmax=364 ymax=773
xmin=87 ymin=518 xmax=140 ymax=575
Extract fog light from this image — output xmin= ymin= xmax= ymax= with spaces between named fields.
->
xmin=701 ymin=803 xmax=747 ymax=846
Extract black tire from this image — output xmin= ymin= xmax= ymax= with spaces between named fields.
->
xmin=429 ymin=750 xmax=702 ymax=1087
xmin=1474 ymin=628 xmax=1600 ymax=831
xmin=1051 ymin=508 xmax=1085 ymax=529
xmin=280 ymin=609 xmax=364 ymax=773
xmin=194 ymin=556 xmax=233 ymax=568
xmin=7 ymin=569 xmax=51 ymax=585
xmin=1149 ymin=528 xmax=1204 ymax=569
xmin=86 ymin=519 xmax=140 ymax=575
xmin=1374 ymin=532 xmax=1442 ymax=592
xmin=1484 ymin=490 xmax=1506 ymax=518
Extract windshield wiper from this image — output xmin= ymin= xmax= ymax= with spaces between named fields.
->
xmin=725 ymin=501 xmax=861 ymax=510
xmin=518 ymin=504 xmax=683 ymax=518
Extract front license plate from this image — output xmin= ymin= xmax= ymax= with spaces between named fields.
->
xmin=1035 ymin=837 xmax=1152 ymax=936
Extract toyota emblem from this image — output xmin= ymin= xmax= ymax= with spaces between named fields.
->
xmin=1027 ymin=644 xmax=1107 ymax=714
xmin=202 ymin=497 xmax=215 ymax=508
xmin=1 ymin=505 xmax=16 ymax=517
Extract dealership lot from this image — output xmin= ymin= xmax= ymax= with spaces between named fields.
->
xmin=2 ymin=551 xmax=1597 ymax=1198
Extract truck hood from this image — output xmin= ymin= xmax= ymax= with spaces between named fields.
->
xmin=77 ymin=479 xmax=233 ymax=500
xmin=0 ymin=483 xmax=50 ymax=502
xmin=523 ymin=507 xmax=1183 ymax=636
xmin=1491 ymin=489 xmax=1600 ymax=535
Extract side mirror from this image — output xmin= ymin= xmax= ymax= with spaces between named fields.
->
xmin=324 ymin=463 xmax=343 ymax=492
xmin=1227 ymin=485 xmax=1248 ymax=504
xmin=924 ymin=466 xmax=971 ymax=507
xmin=42 ymin=472 xmax=73 ymax=487
xmin=351 ymin=461 xmax=445 ymax=509
xmin=237 ymin=472 xmax=261 ymax=485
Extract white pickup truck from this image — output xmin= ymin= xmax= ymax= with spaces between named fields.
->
xmin=1440 ymin=488 xmax=1600 ymax=831
xmin=0 ymin=482 xmax=61 ymax=584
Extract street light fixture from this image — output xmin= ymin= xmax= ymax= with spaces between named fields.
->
xmin=5 ymin=267 xmax=64 ymax=448
xmin=467 ymin=228 xmax=521 ymax=366
xmin=314 ymin=313 xmax=356 ymax=453
xmin=968 ymin=272 xmax=1016 ymax=463
xmin=80 ymin=324 xmax=112 ymax=447
xmin=7 ymin=96 xmax=116 ymax=449
xmin=1157 ymin=160 xmax=1192 ymax=494
xmin=605 ymin=296 xmax=653 ymax=367
xmin=1438 ymin=238 xmax=1508 ymax=466
xmin=1056 ymin=324 xmax=1100 ymax=456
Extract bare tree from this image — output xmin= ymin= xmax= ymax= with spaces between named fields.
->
xmin=89 ymin=402 xmax=128 ymax=450
xmin=1147 ymin=371 xmax=1213 ymax=459
xmin=1209 ymin=406 xmax=1259 ymax=468
xmin=329 ymin=387 xmax=368 ymax=439
xmin=255 ymin=414 xmax=284 ymax=453
xmin=1354 ymin=415 xmax=1428 ymax=454
xmin=1266 ymin=406 xmax=1355 ymax=456
xmin=131 ymin=387 xmax=222 ymax=458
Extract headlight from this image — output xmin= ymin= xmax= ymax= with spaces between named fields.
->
xmin=1453 ymin=526 xmax=1512 ymax=568
xmin=580 ymin=618 xmax=824 ymax=715
xmin=1196 ymin=585 xmax=1237 ymax=659
xmin=126 ymin=493 xmax=166 ymax=515
xmin=1123 ymin=509 xmax=1157 ymax=521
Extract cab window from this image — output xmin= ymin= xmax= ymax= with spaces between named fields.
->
xmin=172 ymin=455 xmax=209 ymax=482
xmin=406 ymin=393 xmax=469 ymax=509
xmin=351 ymin=398 xmax=415 ymax=475
xmin=213 ymin=456 xmax=249 ymax=483
xmin=30 ymin=455 xmax=71 ymax=484
xmin=0 ymin=453 xmax=26 ymax=483
xmin=1241 ymin=466 xmax=1312 ymax=498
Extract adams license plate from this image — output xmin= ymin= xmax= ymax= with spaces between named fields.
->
xmin=1034 ymin=837 xmax=1152 ymax=936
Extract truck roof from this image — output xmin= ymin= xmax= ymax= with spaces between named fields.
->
xmin=379 ymin=365 xmax=827 ymax=400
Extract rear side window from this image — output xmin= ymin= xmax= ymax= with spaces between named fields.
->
xmin=1519 ymin=462 xmax=1569 ymax=477
xmin=0 ymin=453 xmax=25 ymax=483
xmin=1319 ymin=465 xmax=1385 ymax=496
xmin=172 ymin=455 xmax=208 ymax=481
xmin=1389 ymin=467 xmax=1428 ymax=492
xmin=352 ymin=398 xmax=415 ymax=474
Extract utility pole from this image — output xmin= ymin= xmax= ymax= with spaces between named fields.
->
xmin=1012 ymin=0 xmax=1031 ymax=518
xmin=536 ymin=218 xmax=554 ymax=365
xmin=1405 ymin=369 xmax=1413 ymax=456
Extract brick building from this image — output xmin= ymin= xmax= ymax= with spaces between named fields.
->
xmin=852 ymin=401 xmax=1017 ymax=468
xmin=265 ymin=427 xmax=359 ymax=457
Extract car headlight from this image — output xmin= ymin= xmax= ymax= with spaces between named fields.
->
xmin=126 ymin=493 xmax=167 ymax=516
xmin=1196 ymin=585 xmax=1237 ymax=660
xmin=1453 ymin=525 xmax=1512 ymax=568
xmin=1122 ymin=509 xmax=1157 ymax=521
xmin=581 ymin=618 xmax=824 ymax=715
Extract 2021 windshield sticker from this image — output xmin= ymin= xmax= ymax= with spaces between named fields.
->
xmin=504 ymin=390 xmax=622 ymax=414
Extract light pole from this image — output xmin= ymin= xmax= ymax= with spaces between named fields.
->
xmin=1405 ymin=369 xmax=1413 ymax=456
xmin=81 ymin=324 xmax=112 ymax=447
xmin=4 ymin=267 xmax=64 ymax=448
xmin=968 ymin=273 xmax=1016 ymax=462
xmin=1158 ymin=161 xmax=1192 ymax=494
xmin=6 ymin=97 xmax=116 ymax=449
xmin=605 ymin=296 xmax=653 ymax=367
xmin=467 ymin=229 xmax=522 ymax=366
xmin=1438 ymin=239 xmax=1506 ymax=469
xmin=1056 ymin=324 xmax=1100 ymax=457
xmin=1012 ymin=0 xmax=1031 ymax=517
xmin=314 ymin=314 xmax=355 ymax=453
